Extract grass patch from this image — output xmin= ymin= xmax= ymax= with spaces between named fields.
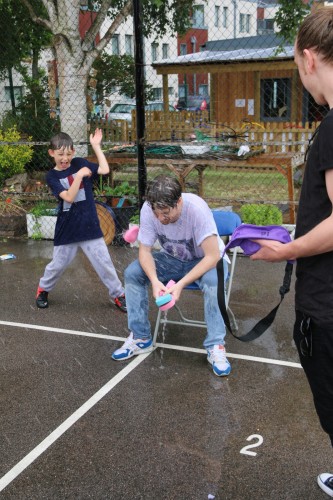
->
xmin=110 ymin=163 xmax=294 ymax=205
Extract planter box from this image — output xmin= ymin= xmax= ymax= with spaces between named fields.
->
xmin=26 ymin=211 xmax=57 ymax=240
xmin=0 ymin=214 xmax=27 ymax=237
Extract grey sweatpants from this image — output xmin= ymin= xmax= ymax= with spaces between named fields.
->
xmin=39 ymin=238 xmax=124 ymax=299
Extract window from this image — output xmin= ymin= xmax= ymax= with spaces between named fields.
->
xmin=5 ymin=86 xmax=23 ymax=103
xmin=240 ymin=13 xmax=251 ymax=33
xmin=178 ymin=85 xmax=187 ymax=99
xmin=125 ymin=35 xmax=133 ymax=55
xmin=223 ymin=7 xmax=228 ymax=28
xmin=198 ymin=84 xmax=209 ymax=96
xmin=111 ymin=34 xmax=119 ymax=55
xmin=257 ymin=18 xmax=274 ymax=34
xmin=152 ymin=87 xmax=162 ymax=100
xmin=192 ymin=5 xmax=205 ymax=28
xmin=162 ymin=43 xmax=169 ymax=59
xmin=151 ymin=43 xmax=159 ymax=62
xmin=261 ymin=78 xmax=291 ymax=122
xmin=180 ymin=44 xmax=187 ymax=56
xmin=214 ymin=6 xmax=220 ymax=27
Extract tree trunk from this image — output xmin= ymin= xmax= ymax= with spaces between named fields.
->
xmin=55 ymin=38 xmax=90 ymax=156
xmin=32 ymin=48 xmax=39 ymax=80
xmin=7 ymin=67 xmax=16 ymax=116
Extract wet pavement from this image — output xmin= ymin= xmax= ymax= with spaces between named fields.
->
xmin=0 ymin=238 xmax=332 ymax=499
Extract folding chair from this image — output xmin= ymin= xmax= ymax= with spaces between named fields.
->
xmin=152 ymin=210 xmax=242 ymax=345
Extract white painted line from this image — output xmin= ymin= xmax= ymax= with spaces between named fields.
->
xmin=0 ymin=320 xmax=302 ymax=368
xmin=155 ymin=342 xmax=302 ymax=368
xmin=0 ymin=320 xmax=124 ymax=342
xmin=0 ymin=352 xmax=152 ymax=493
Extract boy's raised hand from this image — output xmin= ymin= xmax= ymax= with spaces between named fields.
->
xmin=78 ymin=166 xmax=92 ymax=178
xmin=89 ymin=128 xmax=103 ymax=148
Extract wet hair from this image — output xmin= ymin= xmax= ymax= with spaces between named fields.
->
xmin=146 ymin=175 xmax=182 ymax=210
xmin=296 ymin=7 xmax=333 ymax=64
xmin=49 ymin=132 xmax=74 ymax=150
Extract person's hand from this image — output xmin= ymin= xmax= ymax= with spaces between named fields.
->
xmin=78 ymin=166 xmax=92 ymax=178
xmin=164 ymin=281 xmax=184 ymax=302
xmin=250 ymin=239 xmax=286 ymax=262
xmin=90 ymin=128 xmax=103 ymax=147
xmin=152 ymin=280 xmax=168 ymax=299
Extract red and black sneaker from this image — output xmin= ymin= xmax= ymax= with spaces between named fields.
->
xmin=36 ymin=287 xmax=49 ymax=309
xmin=114 ymin=294 xmax=127 ymax=313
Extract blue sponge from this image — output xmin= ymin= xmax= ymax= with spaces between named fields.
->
xmin=155 ymin=294 xmax=173 ymax=307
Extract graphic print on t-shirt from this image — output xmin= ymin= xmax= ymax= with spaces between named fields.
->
xmin=60 ymin=173 xmax=86 ymax=211
xmin=159 ymin=234 xmax=195 ymax=261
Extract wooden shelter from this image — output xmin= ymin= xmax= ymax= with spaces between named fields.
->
xmin=152 ymin=34 xmax=325 ymax=125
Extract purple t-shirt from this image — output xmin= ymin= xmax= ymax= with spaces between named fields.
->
xmin=138 ymin=193 xmax=226 ymax=261
xmin=46 ymin=157 xmax=102 ymax=246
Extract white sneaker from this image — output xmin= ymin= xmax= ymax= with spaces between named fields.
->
xmin=112 ymin=332 xmax=153 ymax=361
xmin=207 ymin=345 xmax=231 ymax=376
xmin=318 ymin=473 xmax=333 ymax=497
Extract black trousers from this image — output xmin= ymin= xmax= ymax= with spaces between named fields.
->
xmin=294 ymin=310 xmax=333 ymax=447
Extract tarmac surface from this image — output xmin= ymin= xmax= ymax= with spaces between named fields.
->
xmin=0 ymin=237 xmax=332 ymax=499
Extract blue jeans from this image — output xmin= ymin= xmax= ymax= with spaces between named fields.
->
xmin=124 ymin=252 xmax=228 ymax=349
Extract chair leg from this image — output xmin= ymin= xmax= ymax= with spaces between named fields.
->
xmin=227 ymin=306 xmax=238 ymax=331
xmin=226 ymin=248 xmax=237 ymax=307
xmin=153 ymin=308 xmax=163 ymax=346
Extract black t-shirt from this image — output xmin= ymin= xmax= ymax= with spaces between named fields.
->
xmin=295 ymin=109 xmax=333 ymax=324
xmin=47 ymin=157 xmax=103 ymax=246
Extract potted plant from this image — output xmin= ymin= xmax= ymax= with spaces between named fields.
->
xmin=26 ymin=202 xmax=58 ymax=240
xmin=95 ymin=181 xmax=137 ymax=207
xmin=240 ymin=203 xmax=283 ymax=226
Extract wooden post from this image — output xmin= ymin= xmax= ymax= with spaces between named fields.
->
xmin=162 ymin=74 xmax=169 ymax=111
xmin=286 ymin=163 xmax=295 ymax=223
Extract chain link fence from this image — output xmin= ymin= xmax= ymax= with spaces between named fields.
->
xmin=0 ymin=0 xmax=324 ymax=243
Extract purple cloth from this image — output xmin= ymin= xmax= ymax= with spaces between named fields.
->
xmin=223 ymin=224 xmax=292 ymax=256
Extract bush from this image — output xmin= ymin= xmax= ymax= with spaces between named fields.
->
xmin=16 ymin=78 xmax=60 ymax=171
xmin=0 ymin=126 xmax=33 ymax=186
xmin=240 ymin=203 xmax=283 ymax=225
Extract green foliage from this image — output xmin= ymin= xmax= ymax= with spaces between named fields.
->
xmin=16 ymin=76 xmax=60 ymax=170
xmin=92 ymin=53 xmax=153 ymax=105
xmin=274 ymin=0 xmax=311 ymax=46
xmin=0 ymin=126 xmax=33 ymax=186
xmin=240 ymin=204 xmax=283 ymax=226
xmin=129 ymin=212 xmax=140 ymax=224
xmin=96 ymin=181 xmax=137 ymax=197
xmin=0 ymin=0 xmax=52 ymax=96
xmin=103 ymin=0 xmax=194 ymax=39
xmin=29 ymin=201 xmax=57 ymax=217
xmin=141 ymin=0 xmax=193 ymax=37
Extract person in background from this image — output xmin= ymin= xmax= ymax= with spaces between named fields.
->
xmin=251 ymin=8 xmax=333 ymax=497
xmin=111 ymin=174 xmax=231 ymax=377
xmin=35 ymin=129 xmax=126 ymax=313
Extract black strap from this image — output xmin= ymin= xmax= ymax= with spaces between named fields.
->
xmin=217 ymin=258 xmax=293 ymax=342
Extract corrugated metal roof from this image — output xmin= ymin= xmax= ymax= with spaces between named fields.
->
xmin=202 ymin=33 xmax=285 ymax=52
xmin=153 ymin=45 xmax=294 ymax=67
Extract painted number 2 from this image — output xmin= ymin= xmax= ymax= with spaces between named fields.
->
xmin=240 ymin=434 xmax=264 ymax=456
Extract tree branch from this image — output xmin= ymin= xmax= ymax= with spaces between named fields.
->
xmin=21 ymin=0 xmax=53 ymax=30
xmin=82 ymin=0 xmax=132 ymax=55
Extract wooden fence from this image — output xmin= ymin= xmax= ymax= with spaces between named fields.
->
xmin=90 ymin=114 xmax=318 ymax=155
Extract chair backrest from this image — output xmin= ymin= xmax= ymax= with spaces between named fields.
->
xmin=211 ymin=210 xmax=242 ymax=237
